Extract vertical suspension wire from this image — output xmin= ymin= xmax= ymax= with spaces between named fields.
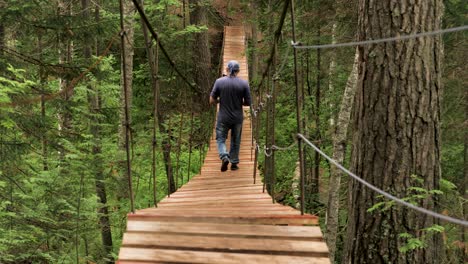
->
xmin=151 ymin=39 xmax=159 ymax=207
xmin=264 ymin=75 xmax=270 ymax=194
xmin=175 ymin=97 xmax=185 ymax=188
xmin=271 ymin=76 xmax=277 ymax=204
xmin=119 ymin=0 xmax=135 ymax=214
xmin=167 ymin=118 xmax=174 ymax=197
xmin=187 ymin=107 xmax=194 ymax=183
xmin=290 ymin=0 xmax=305 ymax=215
xmin=250 ymin=108 xmax=254 ymax=162
xmin=253 ymin=87 xmax=261 ymax=185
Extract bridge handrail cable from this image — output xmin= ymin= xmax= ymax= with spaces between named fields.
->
xmin=295 ymin=133 xmax=468 ymax=227
xmin=293 ymin=25 xmax=468 ymax=50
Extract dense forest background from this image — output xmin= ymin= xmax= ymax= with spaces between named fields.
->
xmin=0 ymin=0 xmax=466 ymax=263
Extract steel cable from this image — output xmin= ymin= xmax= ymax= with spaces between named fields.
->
xmin=297 ymin=133 xmax=468 ymax=227
xmin=293 ymin=25 xmax=468 ymax=50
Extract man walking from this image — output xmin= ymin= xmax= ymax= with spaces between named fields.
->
xmin=210 ymin=60 xmax=252 ymax=172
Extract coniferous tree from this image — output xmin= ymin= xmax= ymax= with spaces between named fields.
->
xmin=344 ymin=0 xmax=444 ymax=262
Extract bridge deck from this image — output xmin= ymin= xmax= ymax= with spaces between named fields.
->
xmin=117 ymin=26 xmax=329 ymax=264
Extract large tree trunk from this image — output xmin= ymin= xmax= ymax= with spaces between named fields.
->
xmin=118 ymin=0 xmax=135 ymax=199
xmin=326 ymin=49 xmax=359 ymax=262
xmin=344 ymin=1 xmax=444 ymax=263
xmin=189 ymin=0 xmax=212 ymax=111
xmin=82 ymin=1 xmax=113 ymax=262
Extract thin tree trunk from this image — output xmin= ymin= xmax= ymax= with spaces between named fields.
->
xmin=326 ymin=49 xmax=359 ymax=262
xmin=328 ymin=22 xmax=337 ymax=127
xmin=175 ymin=110 xmax=185 ymax=188
xmin=118 ymin=0 xmax=135 ymax=199
xmin=82 ymin=1 xmax=113 ymax=262
xmin=140 ymin=0 xmax=160 ymax=206
xmin=312 ymin=25 xmax=321 ymax=203
xmin=344 ymin=1 xmax=444 ymax=263
xmin=250 ymin=2 xmax=259 ymax=81
xmin=38 ymin=34 xmax=49 ymax=171
xmin=162 ymin=118 xmax=176 ymax=194
xmin=57 ymin=0 xmax=73 ymax=163
xmin=189 ymin=0 xmax=212 ymax=110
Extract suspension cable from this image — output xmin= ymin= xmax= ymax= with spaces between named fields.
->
xmin=293 ymin=25 xmax=468 ymax=50
xmin=297 ymin=133 xmax=468 ymax=227
xmin=130 ymin=0 xmax=199 ymax=93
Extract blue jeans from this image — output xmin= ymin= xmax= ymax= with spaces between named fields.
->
xmin=215 ymin=121 xmax=243 ymax=164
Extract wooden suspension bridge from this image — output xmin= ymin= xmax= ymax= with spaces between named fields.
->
xmin=117 ymin=26 xmax=330 ymax=263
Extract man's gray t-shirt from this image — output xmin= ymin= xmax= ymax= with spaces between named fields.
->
xmin=210 ymin=76 xmax=251 ymax=125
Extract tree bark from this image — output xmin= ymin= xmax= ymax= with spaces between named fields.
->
xmin=344 ymin=1 xmax=444 ymax=263
xmin=189 ymin=0 xmax=212 ymax=111
xmin=82 ymin=1 xmax=113 ymax=262
xmin=464 ymin=81 xmax=468 ymax=262
xmin=326 ymin=49 xmax=359 ymax=262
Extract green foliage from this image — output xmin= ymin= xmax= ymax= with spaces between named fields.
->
xmin=398 ymin=225 xmax=445 ymax=253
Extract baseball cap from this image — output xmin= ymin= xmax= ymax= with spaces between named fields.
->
xmin=227 ymin=60 xmax=240 ymax=76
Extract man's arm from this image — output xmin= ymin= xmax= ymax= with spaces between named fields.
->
xmin=209 ymin=96 xmax=218 ymax=105
xmin=242 ymin=83 xmax=252 ymax=106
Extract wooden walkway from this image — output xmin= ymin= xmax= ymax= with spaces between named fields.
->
xmin=117 ymin=26 xmax=329 ymax=264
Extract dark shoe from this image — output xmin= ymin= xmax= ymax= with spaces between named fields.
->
xmin=221 ymin=158 xmax=229 ymax=172
xmin=231 ymin=164 xmax=239 ymax=171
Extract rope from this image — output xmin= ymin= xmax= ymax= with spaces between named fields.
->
xmin=294 ymin=25 xmax=468 ymax=50
xmin=297 ymin=133 xmax=468 ymax=227
xmin=272 ymin=141 xmax=297 ymax=151
xmin=0 ymin=32 xmax=119 ymax=108
xmin=253 ymin=140 xmax=298 ymax=157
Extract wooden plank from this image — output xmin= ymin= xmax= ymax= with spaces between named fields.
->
xmin=118 ymin=248 xmax=330 ymax=264
xmin=156 ymin=201 xmax=276 ymax=208
xmin=128 ymin=214 xmax=319 ymax=225
xmin=126 ymin=221 xmax=324 ymax=240
xmin=122 ymin=232 xmax=328 ymax=256
xmin=139 ymin=207 xmax=299 ymax=214
xmin=135 ymin=210 xmax=301 ymax=217
xmin=157 ymin=198 xmax=274 ymax=206
xmin=161 ymin=195 xmax=272 ymax=203
xmin=167 ymin=189 xmax=269 ymax=198
xmin=176 ymin=184 xmax=260 ymax=192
